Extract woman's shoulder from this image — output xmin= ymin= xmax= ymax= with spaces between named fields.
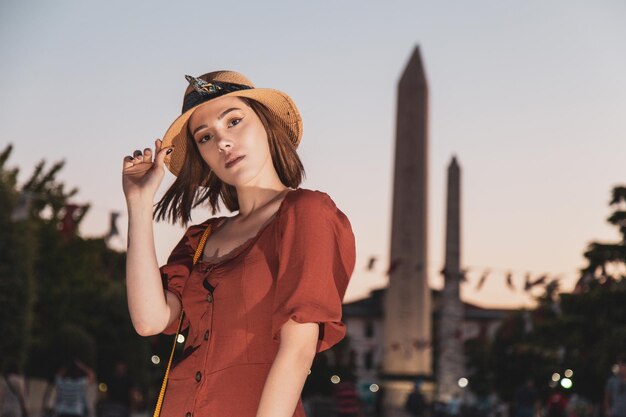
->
xmin=283 ymin=187 xmax=341 ymax=213
xmin=278 ymin=187 xmax=355 ymax=255
xmin=281 ymin=187 xmax=352 ymax=231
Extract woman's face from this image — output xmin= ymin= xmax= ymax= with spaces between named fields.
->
xmin=187 ymin=96 xmax=273 ymax=187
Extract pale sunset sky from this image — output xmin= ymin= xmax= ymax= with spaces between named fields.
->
xmin=1 ymin=1 xmax=625 ymax=309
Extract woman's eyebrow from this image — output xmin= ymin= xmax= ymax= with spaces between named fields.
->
xmin=218 ymin=107 xmax=241 ymax=120
xmin=192 ymin=107 xmax=242 ymax=136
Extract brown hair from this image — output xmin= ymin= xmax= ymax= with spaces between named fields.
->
xmin=153 ymin=97 xmax=305 ymax=227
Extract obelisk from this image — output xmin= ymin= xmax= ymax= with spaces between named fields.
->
xmin=436 ymin=156 xmax=466 ymax=402
xmin=382 ymin=45 xmax=432 ymax=413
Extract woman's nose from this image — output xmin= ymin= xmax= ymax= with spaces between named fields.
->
xmin=216 ymin=135 xmax=233 ymax=151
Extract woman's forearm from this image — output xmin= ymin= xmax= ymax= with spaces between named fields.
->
xmin=256 ymin=320 xmax=319 ymax=417
xmin=125 ymin=198 xmax=177 ymax=336
xmin=255 ymin=347 xmax=314 ymax=417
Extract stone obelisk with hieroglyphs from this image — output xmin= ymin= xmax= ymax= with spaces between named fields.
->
xmin=382 ymin=45 xmax=432 ymax=412
xmin=436 ymin=156 xmax=466 ymax=402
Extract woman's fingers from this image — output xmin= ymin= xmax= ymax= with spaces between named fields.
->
xmin=123 ymin=155 xmax=134 ymax=169
xmin=123 ymin=143 xmax=164 ymax=171
xmin=155 ymin=143 xmax=173 ymax=167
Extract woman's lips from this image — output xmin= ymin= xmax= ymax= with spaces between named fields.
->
xmin=225 ymin=155 xmax=245 ymax=168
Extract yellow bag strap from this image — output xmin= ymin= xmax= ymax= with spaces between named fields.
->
xmin=153 ymin=223 xmax=213 ymax=417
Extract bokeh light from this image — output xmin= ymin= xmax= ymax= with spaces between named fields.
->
xmin=560 ymin=378 xmax=573 ymax=389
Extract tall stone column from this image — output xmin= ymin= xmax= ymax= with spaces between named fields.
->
xmin=382 ymin=45 xmax=433 ymax=415
xmin=436 ymin=156 xmax=466 ymax=402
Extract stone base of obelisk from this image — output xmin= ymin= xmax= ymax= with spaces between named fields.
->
xmin=381 ymin=379 xmax=436 ymax=417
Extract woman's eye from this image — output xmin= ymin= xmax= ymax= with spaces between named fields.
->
xmin=199 ymin=135 xmax=212 ymax=144
xmin=229 ymin=118 xmax=242 ymax=127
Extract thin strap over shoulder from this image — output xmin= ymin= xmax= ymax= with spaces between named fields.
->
xmin=193 ymin=223 xmax=213 ymax=264
xmin=153 ymin=222 xmax=213 ymax=417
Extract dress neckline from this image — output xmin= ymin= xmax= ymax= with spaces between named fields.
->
xmin=197 ymin=188 xmax=298 ymax=267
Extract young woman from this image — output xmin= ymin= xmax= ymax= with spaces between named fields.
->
xmin=122 ymin=71 xmax=356 ymax=417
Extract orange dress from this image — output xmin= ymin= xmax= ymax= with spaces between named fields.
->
xmin=159 ymin=188 xmax=356 ymax=417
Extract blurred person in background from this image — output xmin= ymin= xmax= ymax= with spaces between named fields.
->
xmin=334 ymin=373 xmax=362 ymax=417
xmin=546 ymin=387 xmax=568 ymax=417
xmin=605 ymin=354 xmax=626 ymax=417
xmin=514 ymin=379 xmax=539 ymax=417
xmin=98 ymin=360 xmax=134 ymax=417
xmin=53 ymin=358 xmax=96 ymax=417
xmin=405 ymin=380 xmax=426 ymax=417
xmin=0 ymin=364 xmax=29 ymax=417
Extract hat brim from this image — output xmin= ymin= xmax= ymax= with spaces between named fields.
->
xmin=161 ymin=88 xmax=302 ymax=177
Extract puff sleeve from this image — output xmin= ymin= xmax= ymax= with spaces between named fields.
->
xmin=159 ymin=222 xmax=208 ymax=335
xmin=271 ymin=190 xmax=356 ymax=353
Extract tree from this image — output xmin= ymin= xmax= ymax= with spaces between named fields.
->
xmin=577 ymin=186 xmax=626 ymax=292
xmin=0 ymin=144 xmax=37 ymax=372
xmin=0 ymin=144 xmax=154 ymax=394
xmin=486 ymin=185 xmax=626 ymax=404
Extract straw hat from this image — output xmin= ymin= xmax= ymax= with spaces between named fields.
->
xmin=161 ymin=70 xmax=303 ymax=177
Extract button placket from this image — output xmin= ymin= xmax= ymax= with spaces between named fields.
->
xmin=189 ymin=262 xmax=215 ymax=414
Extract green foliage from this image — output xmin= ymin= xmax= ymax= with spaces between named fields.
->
xmin=0 ymin=144 xmax=153 ymax=389
xmin=480 ymin=185 xmax=626 ymax=404
xmin=0 ymin=144 xmax=37 ymax=372
xmin=582 ymin=185 xmax=626 ymax=285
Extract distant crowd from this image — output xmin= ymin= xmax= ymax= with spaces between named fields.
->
xmin=1 ymin=354 xmax=625 ymax=417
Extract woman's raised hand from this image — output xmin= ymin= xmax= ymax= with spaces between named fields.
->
xmin=122 ymin=138 xmax=173 ymax=204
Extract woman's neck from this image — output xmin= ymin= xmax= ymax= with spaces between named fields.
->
xmin=234 ymin=185 xmax=290 ymax=219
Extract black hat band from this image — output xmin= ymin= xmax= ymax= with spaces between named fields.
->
xmin=182 ymin=80 xmax=253 ymax=113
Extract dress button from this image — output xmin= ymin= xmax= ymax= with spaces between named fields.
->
xmin=204 ymin=330 xmax=210 ymax=340
xmin=186 ymin=413 xmax=191 ymax=417
xmin=207 ymin=293 xmax=213 ymax=303
xmin=195 ymin=371 xmax=202 ymax=382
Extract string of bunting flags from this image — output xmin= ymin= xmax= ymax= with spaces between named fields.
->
xmin=363 ymin=255 xmax=574 ymax=294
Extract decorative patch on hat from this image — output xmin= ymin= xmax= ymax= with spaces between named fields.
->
xmin=181 ymin=75 xmax=254 ymax=113
xmin=185 ymin=75 xmax=222 ymax=95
